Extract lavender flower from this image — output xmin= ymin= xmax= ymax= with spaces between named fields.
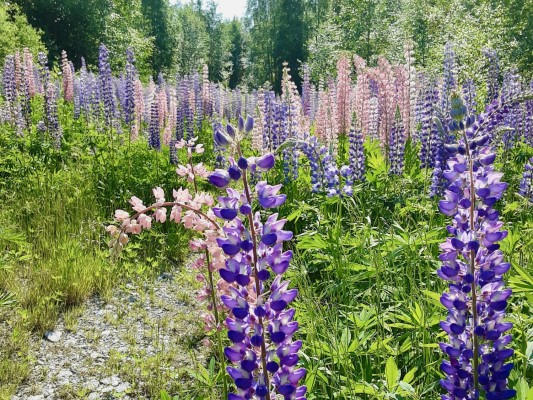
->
xmin=437 ymin=94 xmax=516 ymax=400
xmin=348 ymin=125 xmax=365 ymax=181
xmin=124 ymin=48 xmax=136 ymax=128
xmin=98 ymin=44 xmax=115 ymax=127
xmin=389 ymin=108 xmax=406 ymax=175
xmin=149 ymin=96 xmax=160 ymax=150
xmin=209 ymin=144 xmax=306 ymax=400
xmin=518 ymin=157 xmax=533 ymax=202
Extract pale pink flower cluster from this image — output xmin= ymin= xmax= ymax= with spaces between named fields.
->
xmin=175 ymin=137 xmax=209 ymax=183
xmin=61 ymin=50 xmax=74 ymax=102
xmin=23 ymin=48 xmax=36 ymax=97
xmin=336 ymin=54 xmax=352 ymax=135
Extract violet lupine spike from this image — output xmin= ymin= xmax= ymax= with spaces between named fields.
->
xmin=98 ymin=44 xmax=115 ymax=127
xmin=419 ymin=80 xmax=439 ymax=168
xmin=462 ymin=79 xmax=477 ymax=115
xmin=3 ymin=55 xmax=16 ymax=123
xmin=149 ymin=95 xmax=160 ymax=150
xmin=437 ymin=94 xmax=516 ymax=400
xmin=441 ymin=43 xmax=457 ymax=113
xmin=484 ymin=49 xmax=500 ymax=103
xmin=518 ymin=157 xmax=533 ymax=202
xmin=348 ymin=124 xmax=365 ymax=182
xmin=124 ymin=47 xmax=136 ymax=128
xmin=389 ymin=108 xmax=406 ymax=175
xmin=208 ymin=141 xmax=306 ymax=400
xmin=302 ymin=64 xmax=311 ymax=118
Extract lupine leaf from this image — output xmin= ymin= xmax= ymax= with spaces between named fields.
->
xmin=385 ymin=356 xmax=399 ymax=391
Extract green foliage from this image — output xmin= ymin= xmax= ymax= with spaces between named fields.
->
xmin=0 ymin=3 xmax=44 ymax=61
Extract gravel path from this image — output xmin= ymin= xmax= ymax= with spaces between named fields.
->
xmin=12 ymin=270 xmax=208 ymax=400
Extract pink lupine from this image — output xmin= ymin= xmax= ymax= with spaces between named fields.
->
xmin=336 ymin=54 xmax=352 ymax=135
xmin=23 ymin=48 xmax=35 ymax=97
xmin=61 ymin=51 xmax=74 ymax=102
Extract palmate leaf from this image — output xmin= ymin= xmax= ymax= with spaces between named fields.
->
xmin=0 ymin=291 xmax=16 ymax=307
xmin=509 ymin=262 xmax=533 ymax=294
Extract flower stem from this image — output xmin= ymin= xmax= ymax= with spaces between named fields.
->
xmin=239 ymin=145 xmax=271 ymax=400
xmin=463 ymin=130 xmax=479 ymax=394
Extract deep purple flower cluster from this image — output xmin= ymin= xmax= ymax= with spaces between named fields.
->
xmin=149 ymin=95 xmax=160 ymax=150
xmin=484 ymin=49 xmax=500 ymax=103
xmin=518 ymin=157 xmax=533 ymax=202
xmin=348 ymin=125 xmax=365 ymax=181
xmin=98 ymin=44 xmax=115 ymax=127
xmin=208 ymin=122 xmax=306 ymax=400
xmin=124 ymin=47 xmax=136 ymax=127
xmin=389 ymin=108 xmax=405 ymax=175
xmin=437 ymin=96 xmax=516 ymax=400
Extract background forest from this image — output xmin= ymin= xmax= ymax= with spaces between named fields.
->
xmin=4 ymin=0 xmax=532 ymax=91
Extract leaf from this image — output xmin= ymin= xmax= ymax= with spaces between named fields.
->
xmin=385 ymin=356 xmax=399 ymax=391
xmin=421 ymin=289 xmax=444 ymax=308
xmin=403 ymin=367 xmax=418 ymax=385
xmin=517 ymin=378 xmax=529 ymax=400
xmin=398 ymin=381 xmax=415 ymax=394
xmin=509 ymin=262 xmax=533 ymax=294
xmin=160 ymin=390 xmax=172 ymax=400
xmin=352 ymin=383 xmax=379 ymax=395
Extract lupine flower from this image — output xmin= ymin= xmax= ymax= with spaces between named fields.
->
xmin=389 ymin=108 xmax=406 ymax=175
xmin=149 ymin=96 xmax=160 ymax=150
xmin=61 ymin=51 xmax=74 ymax=102
xmin=518 ymin=157 xmax=533 ymax=202
xmin=98 ymin=44 xmax=115 ymax=127
xmin=348 ymin=124 xmax=365 ymax=181
xmin=209 ymin=151 xmax=306 ymax=399
xmin=437 ymin=94 xmax=516 ymax=400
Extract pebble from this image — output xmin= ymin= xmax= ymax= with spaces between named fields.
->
xmin=43 ymin=330 xmax=62 ymax=343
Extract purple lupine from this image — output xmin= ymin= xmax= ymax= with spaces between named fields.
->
xmin=389 ymin=108 xmax=406 ymax=175
xmin=441 ymin=43 xmax=457 ymax=113
xmin=462 ymin=79 xmax=477 ymax=115
xmin=419 ymin=80 xmax=439 ymax=168
xmin=297 ymin=134 xmax=325 ymax=193
xmin=525 ymin=80 xmax=533 ymax=146
xmin=194 ymin=72 xmax=203 ymax=131
xmin=149 ymin=95 xmax=160 ymax=150
xmin=437 ymin=94 xmax=516 ymax=400
xmin=98 ymin=44 xmax=115 ymax=127
xmin=209 ymin=126 xmax=306 ymax=400
xmin=500 ymin=69 xmax=522 ymax=147
xmin=484 ymin=49 xmax=500 ymax=103
xmin=348 ymin=124 xmax=365 ymax=181
xmin=3 ymin=55 xmax=16 ymax=123
xmin=262 ymin=90 xmax=275 ymax=151
xmin=124 ymin=48 xmax=136 ymax=128
xmin=518 ymin=157 xmax=533 ymax=202
xmin=302 ymin=64 xmax=311 ymax=118
xmin=38 ymin=52 xmax=62 ymax=148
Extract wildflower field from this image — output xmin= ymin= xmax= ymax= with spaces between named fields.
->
xmin=1 ymin=1 xmax=533 ymax=400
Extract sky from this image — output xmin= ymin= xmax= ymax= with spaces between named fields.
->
xmin=171 ymin=0 xmax=247 ymax=20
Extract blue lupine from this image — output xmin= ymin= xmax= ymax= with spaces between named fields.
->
xmin=441 ymin=43 xmax=457 ymax=113
xmin=484 ymin=49 xmax=500 ymax=103
xmin=149 ymin=96 xmax=160 ymax=150
xmin=38 ymin=52 xmax=62 ymax=148
xmin=437 ymin=94 xmax=516 ymax=400
xmin=209 ymin=147 xmax=306 ymax=400
xmin=348 ymin=125 xmax=365 ymax=181
xmin=389 ymin=108 xmax=406 ymax=175
xmin=518 ymin=157 xmax=533 ymax=202
xmin=98 ymin=44 xmax=115 ymax=127
xmin=124 ymin=47 xmax=136 ymax=127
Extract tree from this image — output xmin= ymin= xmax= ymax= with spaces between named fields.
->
xmin=227 ymin=19 xmax=246 ymax=88
xmin=141 ymin=0 xmax=176 ymax=74
xmin=0 ymin=3 xmax=44 ymax=61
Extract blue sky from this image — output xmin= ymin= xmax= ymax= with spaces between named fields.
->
xmin=171 ymin=0 xmax=247 ymax=20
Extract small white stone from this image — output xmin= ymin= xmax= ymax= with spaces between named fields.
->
xmin=44 ymin=331 xmax=62 ymax=343
xmin=115 ymin=382 xmax=130 ymax=393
